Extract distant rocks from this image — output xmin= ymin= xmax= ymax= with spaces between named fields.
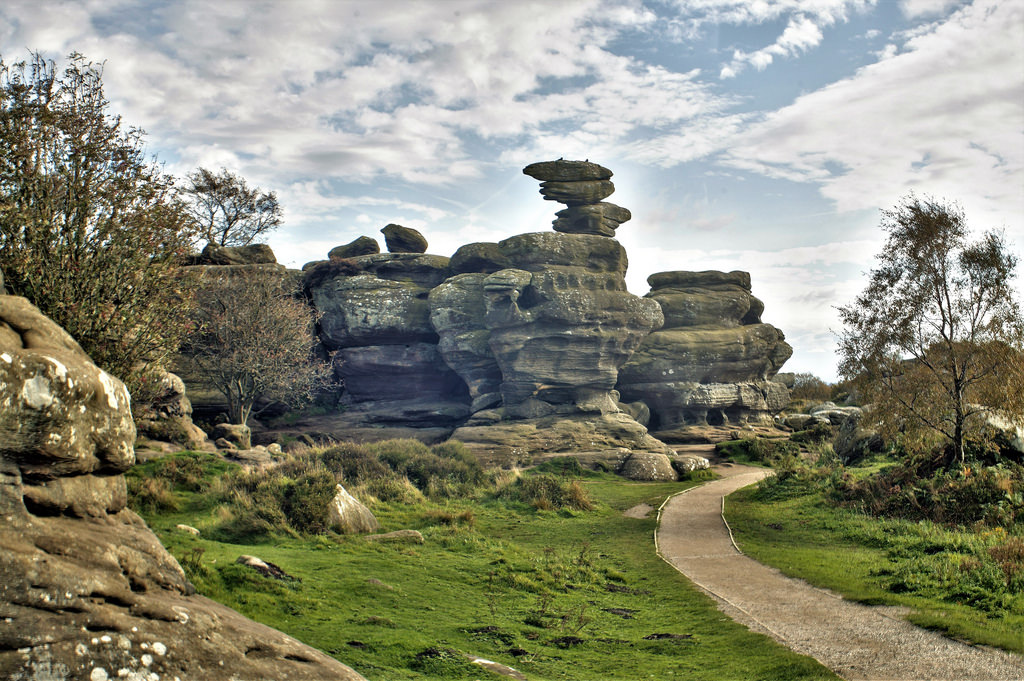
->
xmin=191 ymin=241 xmax=278 ymax=265
xmin=523 ymin=159 xmax=631 ymax=237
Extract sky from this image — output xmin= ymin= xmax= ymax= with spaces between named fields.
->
xmin=2 ymin=0 xmax=1022 ymax=382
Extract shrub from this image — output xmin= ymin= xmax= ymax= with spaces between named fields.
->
xmin=499 ymin=474 xmax=593 ymax=511
xmin=127 ymin=477 xmax=179 ymax=514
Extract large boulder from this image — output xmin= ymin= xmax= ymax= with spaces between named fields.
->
xmin=193 ymin=242 xmax=278 ymax=265
xmin=327 ymin=484 xmax=379 ymax=534
xmin=381 ymin=223 xmax=428 ymax=253
xmin=0 ymin=295 xmax=365 ymax=680
xmin=617 ymin=270 xmax=793 ymax=438
xmin=329 ymin=235 xmax=380 ymax=259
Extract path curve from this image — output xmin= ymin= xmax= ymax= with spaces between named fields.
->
xmin=656 ymin=463 xmax=1024 ymax=681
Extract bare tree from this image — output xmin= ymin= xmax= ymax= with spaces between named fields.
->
xmin=838 ymin=195 xmax=1024 ymax=468
xmin=183 ymin=167 xmax=282 ymax=247
xmin=181 ymin=267 xmax=329 ymax=426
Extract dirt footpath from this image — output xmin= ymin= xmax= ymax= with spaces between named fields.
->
xmin=656 ymin=463 xmax=1024 ymax=681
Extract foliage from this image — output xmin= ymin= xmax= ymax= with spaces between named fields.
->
xmin=497 ymin=473 xmax=594 ymax=511
xmin=182 ymin=166 xmax=282 ymax=247
xmin=838 ymin=195 xmax=1024 ymax=467
xmin=0 ymin=52 xmax=197 ymax=393
xmin=728 ymin=481 xmax=1024 ymax=653
xmin=134 ymin=457 xmax=836 ymax=680
xmin=180 ymin=267 xmax=329 ymax=425
xmin=789 ymin=373 xmax=832 ymax=402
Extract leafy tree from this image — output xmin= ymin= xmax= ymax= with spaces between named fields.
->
xmin=0 ymin=52 xmax=197 ymax=391
xmin=180 ymin=266 xmax=329 ymax=426
xmin=183 ymin=167 xmax=282 ymax=247
xmin=838 ymin=195 xmax=1024 ymax=468
xmin=789 ymin=373 xmax=831 ymax=403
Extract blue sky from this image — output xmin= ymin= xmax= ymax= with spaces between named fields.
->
xmin=2 ymin=0 xmax=1022 ymax=381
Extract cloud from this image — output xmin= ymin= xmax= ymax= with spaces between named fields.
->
xmin=720 ymin=0 xmax=1024 ymax=233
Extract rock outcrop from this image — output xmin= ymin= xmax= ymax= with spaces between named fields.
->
xmin=381 ymin=223 xmax=429 ymax=253
xmin=523 ymin=160 xmax=631 ymax=237
xmin=618 ymin=270 xmax=792 ymax=440
xmin=0 ymin=295 xmax=365 ymax=680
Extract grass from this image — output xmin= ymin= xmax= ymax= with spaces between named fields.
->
xmin=726 ymin=470 xmax=1024 ymax=654
xmin=133 ymin=448 xmax=839 ymax=680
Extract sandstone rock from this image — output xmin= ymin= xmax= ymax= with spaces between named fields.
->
xmin=195 ymin=241 xmax=277 ymax=265
xmin=237 ymin=554 xmax=297 ymax=580
xmin=211 ymin=422 xmax=252 ymax=450
xmin=365 ymin=529 xmax=424 ymax=543
xmin=429 ymin=273 xmax=503 ymax=408
xmin=616 ymin=269 xmax=793 ymax=438
xmin=619 ymin=452 xmax=677 ymax=481
xmin=327 ymin=484 xmax=379 ymax=534
xmin=673 ymin=453 xmax=711 ymax=474
xmin=382 ymin=223 xmax=428 ymax=253
xmin=497 ymin=231 xmax=629 ymax=273
xmin=226 ymin=447 xmax=274 ymax=465
xmin=523 ymin=159 xmax=613 ymax=182
xmin=329 ymin=235 xmax=380 ymax=259
xmin=336 ymin=343 xmax=469 ymax=404
xmin=214 ymin=437 xmax=237 ymax=450
xmin=0 ymin=296 xmax=135 ymax=515
xmin=0 ymin=295 xmax=365 ymax=681
xmin=450 ymin=242 xmax=513 ymax=274
xmin=553 ymin=202 xmax=631 ymax=237
xmin=176 ymin=524 xmax=200 ymax=535
xmin=134 ymin=368 xmax=208 ymax=447
xmin=539 ymin=179 xmax=615 ymax=206
xmin=311 ymin=274 xmax=437 ymax=349
xmin=834 ymin=411 xmax=884 ymax=464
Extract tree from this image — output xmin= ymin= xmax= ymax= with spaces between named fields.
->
xmin=838 ymin=195 xmax=1024 ymax=468
xmin=180 ymin=267 xmax=329 ymax=426
xmin=183 ymin=167 xmax=282 ymax=247
xmin=0 ymin=52 xmax=197 ymax=392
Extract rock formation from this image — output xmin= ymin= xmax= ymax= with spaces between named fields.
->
xmin=0 ymin=295 xmax=365 ymax=679
xmin=523 ymin=159 xmax=632 ymax=237
xmin=381 ymin=223 xmax=429 ymax=253
xmin=617 ymin=270 xmax=792 ymax=440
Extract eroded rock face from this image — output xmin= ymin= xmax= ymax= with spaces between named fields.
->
xmin=523 ymin=159 xmax=631 ymax=236
xmin=382 ymin=223 xmax=429 ymax=253
xmin=0 ymin=295 xmax=365 ymax=681
xmin=618 ymin=270 xmax=792 ymax=437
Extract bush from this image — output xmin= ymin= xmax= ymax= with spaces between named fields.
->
xmin=499 ymin=474 xmax=593 ymax=511
xmin=127 ymin=477 xmax=179 ymax=514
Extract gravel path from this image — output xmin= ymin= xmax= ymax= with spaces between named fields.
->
xmin=656 ymin=463 xmax=1024 ymax=681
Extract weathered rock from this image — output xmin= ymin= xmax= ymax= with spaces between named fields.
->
xmin=311 ymin=274 xmax=437 ymax=349
xmin=365 ymin=529 xmax=424 ymax=543
xmin=336 ymin=343 xmax=467 ymax=405
xmin=211 ymin=422 xmax=252 ymax=450
xmin=176 ymin=524 xmax=201 ymax=535
xmin=0 ymin=296 xmax=134 ymax=515
xmin=452 ymin=412 xmax=671 ymax=463
xmin=673 ymin=453 xmax=711 ymax=474
xmin=484 ymin=265 xmax=663 ymax=417
xmin=0 ymin=294 xmax=365 ymax=681
xmin=194 ymin=242 xmax=278 ymax=265
xmin=429 ymin=273 xmax=503 ymax=410
xmin=496 ymin=232 xmax=629 ymax=274
xmin=539 ymin=179 xmax=615 ymax=206
xmin=382 ymin=223 xmax=428 ymax=253
xmin=327 ymin=484 xmax=379 ymax=534
xmin=523 ymin=159 xmax=613 ymax=182
xmin=619 ymin=452 xmax=677 ymax=481
xmin=617 ymin=269 xmax=793 ymax=438
xmin=553 ymin=202 xmax=631 ymax=236
xmin=834 ymin=410 xmax=884 ymax=464
xmin=237 ymin=554 xmax=297 ymax=580
xmin=450 ymin=242 xmax=514 ymax=275
xmin=133 ymin=368 xmax=208 ymax=448
xmin=329 ymin=235 xmax=380 ymax=259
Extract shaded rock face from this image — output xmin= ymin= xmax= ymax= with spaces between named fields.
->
xmin=618 ymin=270 xmax=792 ymax=437
xmin=304 ymin=251 xmax=470 ymax=427
xmin=192 ymin=242 xmax=277 ymax=265
xmin=0 ymin=295 xmax=365 ymax=681
xmin=329 ymin=235 xmax=380 ymax=259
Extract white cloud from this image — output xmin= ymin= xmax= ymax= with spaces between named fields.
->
xmin=899 ymin=0 xmax=964 ymax=19
xmin=720 ymin=0 xmax=1024 ymax=234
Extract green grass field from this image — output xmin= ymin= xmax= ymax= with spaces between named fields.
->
xmin=726 ymin=480 xmax=1024 ymax=654
xmin=132 ymin=452 xmax=839 ymax=680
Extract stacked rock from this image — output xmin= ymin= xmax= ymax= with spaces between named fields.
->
xmin=617 ymin=270 xmax=792 ymax=437
xmin=523 ymin=160 xmax=631 ymax=237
